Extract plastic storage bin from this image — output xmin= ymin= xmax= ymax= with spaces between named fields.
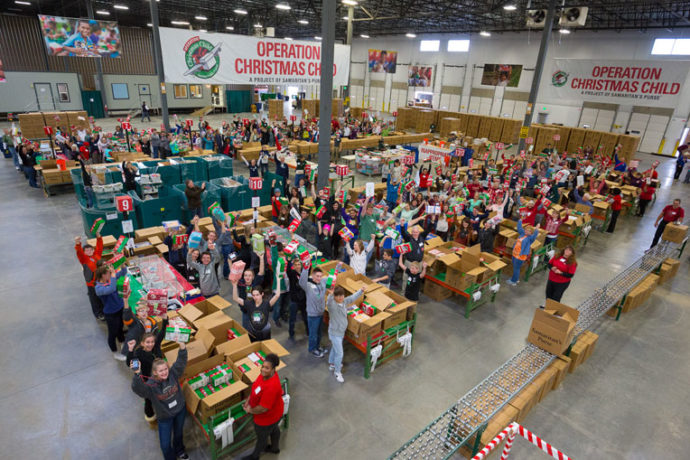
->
xmin=210 ymin=176 xmax=251 ymax=211
xmin=133 ymin=186 xmax=184 ymax=228
xmin=172 ymin=181 xmax=220 ymax=222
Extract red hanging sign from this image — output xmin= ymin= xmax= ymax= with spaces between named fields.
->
xmin=525 ymin=137 xmax=534 ymax=145
xmin=249 ymin=177 xmax=263 ymax=191
xmin=115 ymin=195 xmax=134 ymax=213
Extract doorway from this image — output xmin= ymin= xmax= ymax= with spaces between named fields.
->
xmin=34 ymin=83 xmax=55 ymax=111
xmin=211 ymin=85 xmax=224 ymax=108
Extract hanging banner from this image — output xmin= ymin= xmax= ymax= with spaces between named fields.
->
xmin=0 ymin=57 xmax=5 ymax=83
xmin=545 ymin=59 xmax=690 ymax=107
xmin=159 ymin=28 xmax=350 ymax=86
xmin=481 ymin=64 xmax=523 ymax=87
xmin=368 ymin=49 xmax=397 ymax=73
xmin=419 ymin=144 xmax=451 ymax=162
xmin=38 ymin=15 xmax=122 ymax=57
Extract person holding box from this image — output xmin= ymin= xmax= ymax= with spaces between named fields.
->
xmin=650 ymin=199 xmax=685 ymax=248
xmin=326 ymin=286 xmax=364 ymax=383
xmin=94 ymin=264 xmax=128 ymax=360
xmin=74 ymin=234 xmax=105 ymax=321
xmin=131 ymin=342 xmax=189 ymax=460
xmin=506 ymin=220 xmax=539 ymax=286
xmin=125 ymin=330 xmax=166 ymax=423
xmin=300 ymin=265 xmax=332 ymax=358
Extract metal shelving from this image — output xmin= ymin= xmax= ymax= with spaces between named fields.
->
xmin=389 ymin=240 xmax=679 ymax=460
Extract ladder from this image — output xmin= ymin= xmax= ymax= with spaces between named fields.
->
xmin=388 ymin=240 xmax=680 ymax=460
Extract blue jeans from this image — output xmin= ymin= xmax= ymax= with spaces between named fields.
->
xmin=85 ymin=186 xmax=95 ymax=208
xmin=307 ymin=315 xmax=323 ymax=352
xmin=10 ymin=146 xmax=19 ymax=169
xmin=221 ymin=244 xmax=232 ymax=278
xmin=289 ymin=301 xmax=308 ymax=338
xmin=152 ymin=145 xmax=159 ymax=158
xmin=328 ymin=332 xmax=344 ymax=372
xmin=24 ymin=166 xmax=38 ymax=187
xmin=273 ymin=292 xmax=289 ymax=322
xmin=510 ymin=257 xmax=525 ymax=283
xmin=158 ymin=408 xmax=186 ymax=460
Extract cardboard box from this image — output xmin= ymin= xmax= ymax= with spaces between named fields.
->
xmin=526 ymin=300 xmax=579 ymax=355
xmin=87 ymin=235 xmax=117 ymax=248
xmin=550 ymin=355 xmax=571 ymax=390
xmin=662 ymin=223 xmax=688 ymax=244
xmin=377 ymin=288 xmax=415 ymax=329
xmin=338 ymin=273 xmax=383 ymax=294
xmin=226 ymin=339 xmax=289 ymax=384
xmin=178 ymin=298 xmax=224 ymax=324
xmin=164 ymin=327 xmax=215 ymax=366
xmin=215 ymin=333 xmax=252 ymax=357
xmin=423 ymin=279 xmax=454 ymax=301
xmin=508 ymin=384 xmax=539 ymax=423
xmin=182 ymin=354 xmax=249 ymax=423
xmin=193 ymin=312 xmax=238 ymax=345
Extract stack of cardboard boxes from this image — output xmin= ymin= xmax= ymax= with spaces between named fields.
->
xmin=18 ymin=113 xmax=49 ymax=139
xmin=268 ymin=99 xmax=284 ymax=120
xmin=395 ymin=107 xmax=414 ymax=131
xmin=415 ymin=110 xmax=436 ymax=133
xmin=658 ymin=258 xmax=681 ymax=284
xmin=38 ymin=159 xmax=80 ymax=186
xmin=302 ymin=99 xmax=320 ymax=118
xmin=332 ymin=98 xmax=344 ymax=117
xmin=439 ymin=117 xmax=462 ymax=137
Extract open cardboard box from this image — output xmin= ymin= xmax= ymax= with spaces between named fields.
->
xmin=424 ymin=236 xmax=445 ymax=249
xmin=226 ymin=339 xmax=290 ymax=384
xmin=164 ymin=327 xmax=215 ymax=366
xmin=316 ymin=260 xmax=354 ymax=278
xmin=181 ymin=354 xmax=248 ymax=423
xmin=193 ymin=311 xmax=245 ymax=346
xmin=215 ymin=333 xmax=252 ymax=357
xmin=377 ymin=288 xmax=415 ymax=330
xmin=526 ymin=300 xmax=579 ymax=355
xmin=423 ymin=246 xmax=461 ymax=277
xmin=337 ymin=272 xmax=383 ymax=294
xmin=178 ymin=296 xmax=227 ymax=324
xmin=479 ymin=252 xmax=508 ymax=278
xmin=86 ymin=235 xmax=117 ymax=248
xmin=339 ymin=284 xmax=391 ymax=339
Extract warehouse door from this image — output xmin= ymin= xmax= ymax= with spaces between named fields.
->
xmin=578 ymin=102 xmax=617 ymax=131
xmin=627 ymin=107 xmax=673 ymax=154
xmin=34 ymin=83 xmax=55 ymax=111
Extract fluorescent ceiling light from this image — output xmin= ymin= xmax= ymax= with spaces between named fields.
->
xmin=298 ymin=19 xmax=309 ymax=24
xmin=559 ymin=28 xmax=570 ymax=34
xmin=479 ymin=30 xmax=491 ymax=37
xmin=234 ymin=9 xmax=248 ymax=15
xmin=200 ymin=29 xmax=207 ymax=32
xmin=96 ymin=10 xmax=110 ymax=16
xmin=15 ymin=1 xmax=32 ymax=5
xmin=195 ymin=15 xmax=207 ymax=21
xmin=503 ymin=4 xmax=517 ymax=11
xmin=314 ymin=36 xmax=322 ymax=40
xmin=406 ymin=33 xmax=416 ymax=38
xmin=147 ymin=23 xmax=152 ymax=27
xmin=226 ymin=26 xmax=234 ymax=30
xmin=343 ymin=0 xmax=358 ymax=5
xmin=360 ymin=34 xmax=369 ymax=38
xmin=285 ymin=37 xmax=293 ymax=40
xmin=254 ymin=23 xmax=263 ymax=28
xmin=113 ymin=4 xmax=129 ymax=10
xmin=276 ymin=3 xmax=291 ymax=10
xmin=342 ymin=16 xmax=350 ymax=20
xmin=171 ymin=20 xmax=190 ymax=25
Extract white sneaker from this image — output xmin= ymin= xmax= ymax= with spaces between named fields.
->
xmin=329 ymin=364 xmax=335 ymax=372
xmin=113 ymin=352 xmax=127 ymax=361
xmin=334 ymin=372 xmax=344 ymax=383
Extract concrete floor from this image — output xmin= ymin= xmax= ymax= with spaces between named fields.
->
xmin=0 ymin=124 xmax=689 ymax=460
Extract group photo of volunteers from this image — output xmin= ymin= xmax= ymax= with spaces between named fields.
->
xmin=2 ymin=2 xmax=690 ymax=460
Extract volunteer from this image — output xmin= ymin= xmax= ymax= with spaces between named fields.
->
xmin=545 ymin=246 xmax=577 ymax=303
xmin=231 ymin=279 xmax=281 ymax=342
xmin=94 ymin=264 xmax=128 ymax=361
xmin=131 ymin=342 xmax=189 ymax=460
xmin=125 ymin=329 xmax=167 ymax=423
xmin=74 ymin=234 xmax=104 ymax=320
xmin=326 ymin=286 xmax=364 ymax=383
xmin=241 ymin=353 xmax=284 ymax=460
xmin=286 ymin=259 xmax=309 ymax=341
xmin=506 ymin=220 xmax=539 ymax=286
xmin=606 ymin=188 xmax=623 ymax=233
xmin=650 ymin=199 xmax=685 ymax=248
xmin=184 ymin=179 xmax=205 ymax=221
xmin=300 ymin=266 xmax=329 ymax=358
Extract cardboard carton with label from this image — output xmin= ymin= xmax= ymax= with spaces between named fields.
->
xmin=526 ymin=300 xmax=579 ymax=355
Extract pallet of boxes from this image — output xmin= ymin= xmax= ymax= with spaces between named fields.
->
xmin=164 ymin=295 xmax=290 ymax=424
xmin=324 ymin=262 xmax=417 ymax=372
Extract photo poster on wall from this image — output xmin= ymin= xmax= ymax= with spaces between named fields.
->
xmin=481 ymin=64 xmax=523 ymax=87
xmin=0 ymin=57 xmax=5 ymax=83
xmin=408 ymin=66 xmax=433 ymax=87
xmin=37 ymin=15 xmax=122 ymax=58
xmin=368 ymin=49 xmax=397 ymax=73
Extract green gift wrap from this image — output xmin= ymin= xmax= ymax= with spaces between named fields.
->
xmin=114 ymin=235 xmax=129 ymax=254
xmin=109 ymin=253 xmax=127 ymax=269
xmin=90 ymin=218 xmax=105 ymax=236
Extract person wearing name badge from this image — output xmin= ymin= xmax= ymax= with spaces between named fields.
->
xmin=122 ymin=302 xmax=168 ymax=358
xmin=286 ymin=259 xmax=309 ymax=341
xmin=125 ymin=329 xmax=167 ymax=423
xmin=544 ymin=246 xmax=578 ymax=304
xmin=186 ymin=246 xmax=221 ymax=298
xmin=326 ymin=286 xmax=364 ymax=384
xmin=232 ymin=278 xmax=280 ymax=342
xmin=242 ymin=353 xmax=285 ymax=459
xmin=131 ymin=341 xmax=189 ymax=460
xmin=398 ymin=260 xmax=427 ymax=301
xmin=300 ymin=265 xmax=330 ymax=358
xmin=650 ymin=199 xmax=685 ymax=248
xmin=94 ymin=265 xmax=128 ymax=361
xmin=241 ymin=153 xmax=260 ymax=178
xmin=74 ymin=234 xmax=105 ymax=320
xmin=506 ymin=219 xmax=539 ymax=286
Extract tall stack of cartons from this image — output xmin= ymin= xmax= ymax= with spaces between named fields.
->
xmin=268 ymin=99 xmax=283 ymax=120
xmin=416 ymin=109 xmax=435 ymax=132
xmin=545 ymin=124 xmax=570 ymax=152
xmin=457 ymin=113 xmax=469 ymax=134
xmin=465 ymin=114 xmax=481 ymax=137
xmin=66 ymin=111 xmax=90 ymax=130
xmin=535 ymin=126 xmax=559 ymax=153
xmin=566 ymin=127 xmax=587 ymax=152
xmin=302 ymin=99 xmax=319 ymax=117
xmin=617 ymin=134 xmax=640 ymax=162
xmin=395 ymin=107 xmax=413 ymax=130
xmin=477 ymin=115 xmax=492 ymax=138
xmin=439 ymin=117 xmax=461 ymax=137
xmin=43 ymin=111 xmax=69 ymax=134
xmin=598 ymin=132 xmax=619 ymax=156
xmin=18 ymin=113 xmax=48 ymax=139
xmin=583 ymin=129 xmax=603 ymax=151
xmin=489 ymin=117 xmax=505 ymax=141
xmin=332 ymin=98 xmax=344 ymax=117
xmin=500 ymin=119 xmax=522 ymax=144
xmin=350 ymin=107 xmax=363 ymax=118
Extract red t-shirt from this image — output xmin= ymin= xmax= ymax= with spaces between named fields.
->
xmin=662 ymin=205 xmax=684 ymax=223
xmin=248 ymin=372 xmax=284 ymax=426
xmin=548 ymin=256 xmax=577 ymax=283
xmin=610 ymin=195 xmax=622 ymax=211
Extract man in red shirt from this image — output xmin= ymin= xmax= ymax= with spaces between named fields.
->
xmin=242 ymin=353 xmax=284 ymax=460
xmin=650 ymin=199 xmax=685 ymax=248
xmin=606 ymin=188 xmax=623 ymax=233
xmin=74 ymin=234 xmax=104 ymax=320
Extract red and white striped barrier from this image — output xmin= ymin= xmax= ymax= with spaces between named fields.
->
xmin=471 ymin=422 xmax=572 ymax=460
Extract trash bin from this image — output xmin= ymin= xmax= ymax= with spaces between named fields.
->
xmin=80 ymin=200 xmax=139 ymax=238
xmin=172 ymin=181 xmax=221 ymax=223
xmin=134 ymin=185 xmax=184 ymax=228
xmin=210 ymin=176 xmax=251 ymax=211
xmin=143 ymin=160 xmax=182 ymax=185
xmin=202 ymin=155 xmax=234 ymax=180
xmin=70 ymin=168 xmax=86 ymax=202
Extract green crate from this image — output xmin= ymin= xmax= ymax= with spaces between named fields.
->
xmin=210 ymin=176 xmax=251 ymax=211
xmin=134 ymin=186 xmax=184 ymax=228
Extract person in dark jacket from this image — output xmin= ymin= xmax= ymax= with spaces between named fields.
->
xmin=18 ymin=146 xmax=39 ymax=188
xmin=94 ymin=265 xmax=128 ymax=360
xmin=125 ymin=328 xmax=166 ymax=422
xmin=286 ymin=259 xmax=309 ymax=341
xmin=477 ymin=220 xmax=499 ymax=253
xmin=121 ymin=303 xmax=168 ymax=357
xmin=164 ymin=230 xmax=188 ymax=278
xmin=78 ymin=155 xmax=95 ymax=208
xmin=122 ymin=161 xmax=138 ymax=192
xmin=131 ymin=344 xmax=189 ymax=460
xmin=233 ymin=227 xmax=261 ymax=273
xmin=184 ymin=179 xmax=205 ymax=221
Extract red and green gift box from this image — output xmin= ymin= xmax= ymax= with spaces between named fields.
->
xmin=90 ymin=218 xmax=105 ymax=236
xmin=284 ymin=240 xmax=300 ymax=255
xmin=114 ymin=235 xmax=129 ymax=254
xmin=315 ymin=205 xmax=327 ymax=219
xmin=338 ymin=227 xmax=354 ymax=242
xmin=165 ymin=326 xmax=192 ymax=343
xmin=396 ymin=243 xmax=412 ymax=254
xmin=109 ymin=253 xmax=127 ymax=269
xmin=326 ymin=268 xmax=337 ymax=289
xmin=287 ymin=218 xmax=301 ymax=233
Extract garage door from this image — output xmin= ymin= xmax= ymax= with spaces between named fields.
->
xmin=628 ymin=107 xmax=673 ymax=154
xmin=579 ymin=103 xmax=616 ymax=131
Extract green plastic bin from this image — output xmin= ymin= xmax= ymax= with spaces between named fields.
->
xmin=142 ymin=160 xmax=182 ymax=185
xmin=70 ymin=168 xmax=86 ymax=202
xmin=210 ymin=176 xmax=251 ymax=211
xmin=175 ymin=156 xmax=208 ymax=182
xmin=133 ymin=186 xmax=184 ymax=228
xmin=172 ymin=181 xmax=221 ymax=223
xmin=202 ymin=155 xmax=234 ymax=180
xmin=261 ymin=172 xmax=285 ymax=206
xmin=80 ymin=200 xmax=139 ymax=238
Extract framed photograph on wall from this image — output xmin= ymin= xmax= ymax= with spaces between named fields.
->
xmin=56 ymin=83 xmax=70 ymax=102
xmin=112 ymin=83 xmax=129 ymax=100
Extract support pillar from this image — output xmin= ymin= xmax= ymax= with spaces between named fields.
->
xmin=316 ymin=0 xmax=336 ymax=190
xmin=85 ymin=1 xmax=107 ymax=117
xmin=149 ymin=0 xmax=171 ymax=132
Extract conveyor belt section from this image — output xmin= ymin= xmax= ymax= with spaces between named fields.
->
xmin=389 ymin=241 xmax=678 ymax=460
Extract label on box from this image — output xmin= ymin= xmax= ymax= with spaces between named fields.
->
xmin=106 ymin=212 xmax=118 ymax=221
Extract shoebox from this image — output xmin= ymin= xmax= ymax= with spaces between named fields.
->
xmin=193 ymin=311 xmax=239 ymax=346
xmin=161 ymin=311 xmax=195 ymax=352
xmin=375 ymin=288 xmax=415 ymax=330
xmin=86 ymin=235 xmax=117 ymax=248
xmin=181 ymin=354 xmax=248 ymax=423
xmin=479 ymin=252 xmax=508 ymax=278
xmin=526 ymin=299 xmax=579 ymax=355
xmin=225 ymin=340 xmax=290 ymax=384
xmin=662 ymin=223 xmax=688 ymax=243
xmin=164 ymin=327 xmax=215 ymax=367
xmin=178 ymin=297 xmax=227 ymax=325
